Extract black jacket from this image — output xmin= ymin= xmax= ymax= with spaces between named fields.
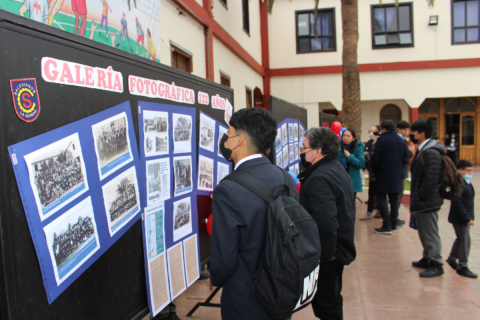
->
xmin=297 ymin=154 xmax=356 ymax=265
xmin=371 ymin=131 xmax=409 ymax=193
xmin=410 ymin=140 xmax=447 ymax=213
xmin=449 ymin=181 xmax=475 ymax=225
xmin=210 ymin=157 xmax=298 ymax=320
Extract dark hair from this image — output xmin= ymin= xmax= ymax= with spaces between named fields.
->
xmin=342 ymin=128 xmax=356 ymax=140
xmin=305 ymin=127 xmax=341 ymax=156
xmin=457 ymin=160 xmax=473 ymax=170
xmin=381 ymin=120 xmax=396 ymax=132
xmin=230 ymin=108 xmax=277 ymax=154
xmin=375 ymin=125 xmax=381 ymax=132
xmin=397 ymin=120 xmax=410 ymax=129
xmin=411 ymin=119 xmax=433 ymax=139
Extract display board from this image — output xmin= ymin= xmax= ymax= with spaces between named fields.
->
xmin=270 ymin=96 xmax=307 ymax=172
xmin=0 ymin=10 xmax=233 ymax=320
xmin=8 ymin=102 xmax=142 ymax=304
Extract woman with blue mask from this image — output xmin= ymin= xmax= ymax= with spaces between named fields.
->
xmin=337 ymin=128 xmax=365 ymax=198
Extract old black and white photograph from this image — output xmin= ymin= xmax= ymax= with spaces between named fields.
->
xmin=276 ymin=152 xmax=282 ymax=167
xmin=294 ymin=123 xmax=298 ymax=141
xmin=92 ymin=112 xmax=133 ymax=180
xmin=173 ymin=113 xmax=192 ymax=154
xmin=102 ymin=166 xmax=141 ymax=237
xmin=281 ymin=123 xmax=287 ymax=145
xmin=173 ymin=196 xmax=192 ymax=242
xmin=275 ymin=128 xmax=282 ymax=152
xmin=216 ymin=162 xmax=230 ymax=186
xmin=283 ymin=146 xmax=289 ymax=168
xmin=143 ymin=110 xmax=169 ymax=157
xmin=174 ymin=156 xmax=193 ymax=196
xmin=198 ymin=155 xmax=213 ymax=191
xmin=146 ymin=158 xmax=170 ymax=206
xmin=24 ymin=132 xmax=89 ymax=222
xmin=43 ymin=197 xmax=100 ymax=286
xmin=199 ymin=113 xmax=216 ymax=153
xmin=288 ymin=123 xmax=294 ymax=143
xmin=299 ymin=125 xmax=305 ymax=147
xmin=289 ymin=144 xmax=294 ymax=164
xmin=218 ymin=125 xmax=228 ymax=157
xmin=294 ymin=142 xmax=299 ymax=161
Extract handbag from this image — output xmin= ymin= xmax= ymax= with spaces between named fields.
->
xmin=409 ymin=212 xmax=417 ymax=230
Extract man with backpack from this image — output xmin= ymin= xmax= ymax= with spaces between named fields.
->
xmin=210 ymin=108 xmax=321 ymax=320
xmin=410 ymin=119 xmax=447 ymax=278
xmin=298 ymin=127 xmax=356 ymax=320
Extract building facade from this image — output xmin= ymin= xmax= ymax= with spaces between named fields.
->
xmin=147 ymin=0 xmax=480 ymax=163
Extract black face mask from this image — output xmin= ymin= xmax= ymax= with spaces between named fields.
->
xmin=300 ymin=152 xmax=312 ymax=169
xmin=409 ymin=133 xmax=419 ymax=144
xmin=219 ymin=133 xmax=239 ymax=162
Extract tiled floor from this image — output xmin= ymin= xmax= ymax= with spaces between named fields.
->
xmin=145 ymin=170 xmax=480 ymax=320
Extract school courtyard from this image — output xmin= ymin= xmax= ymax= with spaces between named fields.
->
xmin=155 ymin=169 xmax=480 ymax=320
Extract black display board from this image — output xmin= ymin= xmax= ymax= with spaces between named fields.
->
xmin=0 ymin=11 xmax=232 ymax=320
xmin=269 ymin=96 xmax=308 ymax=164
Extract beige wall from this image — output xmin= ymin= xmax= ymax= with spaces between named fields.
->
xmin=268 ymin=0 xmax=480 ymax=69
xmin=213 ymin=37 xmax=264 ymax=111
xmin=213 ymin=0 xmax=262 ymax=65
xmin=359 ymin=100 xmax=410 ymax=142
xmin=161 ymin=0 xmax=206 ymax=79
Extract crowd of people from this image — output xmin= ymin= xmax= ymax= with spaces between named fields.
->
xmin=96 ymin=124 xmax=128 ymax=162
xmin=52 ymin=216 xmax=95 ymax=267
xmin=109 ymin=184 xmax=137 ymax=222
xmin=34 ymin=158 xmax=84 ymax=208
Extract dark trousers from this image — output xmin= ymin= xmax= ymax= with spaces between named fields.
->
xmin=367 ymin=180 xmax=376 ymax=212
xmin=312 ymin=259 xmax=344 ymax=320
xmin=377 ymin=193 xmax=399 ymax=229
xmin=448 ymin=224 xmax=471 ymax=269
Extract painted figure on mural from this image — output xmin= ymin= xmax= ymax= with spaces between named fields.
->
xmin=135 ymin=18 xmax=144 ymax=56
xmin=19 ymin=0 xmax=49 ymax=24
xmin=146 ymin=29 xmax=156 ymax=62
xmin=127 ymin=0 xmax=137 ymax=11
xmin=47 ymin=0 xmax=64 ymax=26
xmin=71 ymin=0 xmax=87 ymax=37
xmin=116 ymin=12 xmax=133 ymax=53
xmin=99 ymin=0 xmax=112 ymax=39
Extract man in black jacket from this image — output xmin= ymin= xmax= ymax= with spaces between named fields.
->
xmin=410 ymin=119 xmax=446 ymax=278
xmin=210 ymin=108 xmax=297 ymax=320
xmin=446 ymin=160 xmax=477 ymax=278
xmin=298 ymin=127 xmax=356 ymax=320
xmin=371 ymin=120 xmax=409 ymax=234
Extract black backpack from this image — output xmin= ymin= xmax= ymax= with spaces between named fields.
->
xmin=225 ymin=169 xmax=321 ymax=319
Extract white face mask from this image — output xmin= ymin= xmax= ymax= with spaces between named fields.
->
xmin=369 ymin=132 xmax=379 ymax=140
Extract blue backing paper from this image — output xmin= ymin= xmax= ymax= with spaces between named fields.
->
xmin=7 ymin=101 xmax=142 ymax=304
xmin=137 ymin=101 xmax=201 ymax=317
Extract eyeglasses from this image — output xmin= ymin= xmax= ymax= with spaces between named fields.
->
xmin=300 ymin=146 xmax=312 ymax=152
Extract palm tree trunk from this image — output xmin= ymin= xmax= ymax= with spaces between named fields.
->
xmin=341 ymin=0 xmax=361 ymax=136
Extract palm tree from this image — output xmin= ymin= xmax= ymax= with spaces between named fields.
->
xmin=57 ymin=149 xmax=68 ymax=163
xmin=267 ymin=0 xmax=435 ymax=136
xmin=116 ymin=177 xmax=132 ymax=196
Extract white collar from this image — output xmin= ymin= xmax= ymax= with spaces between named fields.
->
xmin=235 ymin=154 xmax=262 ymax=170
xmin=418 ymin=139 xmax=431 ymax=151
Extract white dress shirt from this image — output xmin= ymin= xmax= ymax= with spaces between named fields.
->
xmin=234 ymin=154 xmax=262 ymax=170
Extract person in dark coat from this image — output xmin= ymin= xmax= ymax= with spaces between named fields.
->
xmin=210 ymin=108 xmax=296 ymax=320
xmin=371 ymin=120 xmax=409 ymax=234
xmin=360 ymin=125 xmax=380 ymax=220
xmin=446 ymin=160 xmax=478 ymax=278
xmin=298 ymin=127 xmax=356 ymax=320
xmin=410 ymin=119 xmax=446 ymax=278
xmin=445 ymin=133 xmax=459 ymax=165
xmin=396 ymin=120 xmax=415 ymax=225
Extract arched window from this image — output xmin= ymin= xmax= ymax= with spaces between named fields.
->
xmin=419 ymin=100 xmax=439 ymax=113
xmin=445 ymin=98 xmax=476 ymax=112
xmin=380 ymin=104 xmax=402 ymax=124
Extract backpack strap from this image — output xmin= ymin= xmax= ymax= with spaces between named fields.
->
xmin=224 ymin=170 xmax=274 ymax=203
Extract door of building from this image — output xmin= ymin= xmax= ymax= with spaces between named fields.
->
xmin=460 ymin=113 xmax=476 ymax=163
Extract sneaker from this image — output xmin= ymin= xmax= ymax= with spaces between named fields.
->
xmin=457 ymin=267 xmax=478 ymax=279
xmin=392 ymin=227 xmax=398 ymax=233
xmin=373 ymin=211 xmax=382 ymax=219
xmin=446 ymin=259 xmax=458 ymax=270
xmin=360 ymin=212 xmax=374 ymax=221
xmin=412 ymin=257 xmax=429 ymax=269
xmin=420 ymin=263 xmax=444 ymax=278
xmin=397 ymin=219 xmax=406 ymax=226
xmin=374 ymin=226 xmax=393 ymax=235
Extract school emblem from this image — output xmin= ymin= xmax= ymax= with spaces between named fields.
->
xmin=10 ymin=78 xmax=41 ymax=122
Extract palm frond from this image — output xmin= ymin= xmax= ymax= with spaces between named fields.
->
xmin=267 ymin=0 xmax=274 ymax=14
